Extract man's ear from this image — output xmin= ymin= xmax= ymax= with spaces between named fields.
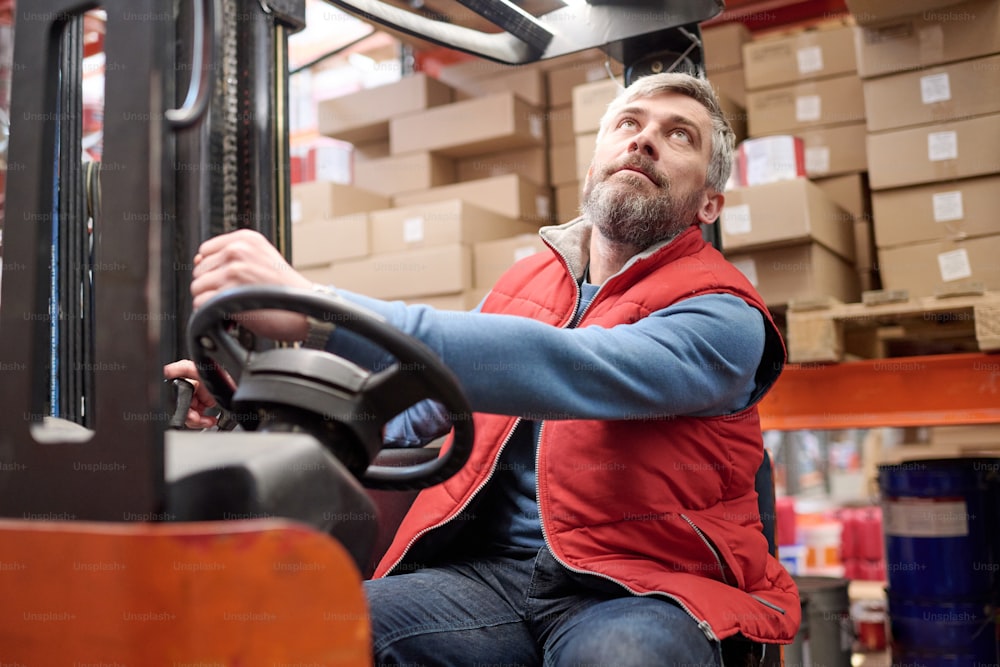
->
xmin=697 ymin=191 xmax=725 ymax=225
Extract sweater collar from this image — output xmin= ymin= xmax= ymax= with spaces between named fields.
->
xmin=539 ymin=216 xmax=704 ymax=283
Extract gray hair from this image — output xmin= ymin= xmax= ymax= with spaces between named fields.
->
xmin=596 ymin=72 xmax=735 ymax=193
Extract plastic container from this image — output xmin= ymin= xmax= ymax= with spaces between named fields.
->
xmin=878 ymin=458 xmax=1000 ymax=599
xmin=785 ymin=576 xmax=853 ymax=667
xmin=888 ymin=595 xmax=997 ymax=656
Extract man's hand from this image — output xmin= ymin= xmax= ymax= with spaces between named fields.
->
xmin=191 ymin=228 xmax=312 ymax=341
xmin=163 ymin=360 xmax=220 ymax=430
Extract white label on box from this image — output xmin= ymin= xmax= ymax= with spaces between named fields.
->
xmin=937 ymin=248 xmax=972 ymax=282
xmin=536 ymin=195 xmax=550 ymax=218
xmin=742 ymin=136 xmax=800 ymax=185
xmin=927 ymin=131 xmax=958 ymax=161
xmin=585 ymin=66 xmax=605 ymax=82
xmin=795 ymin=95 xmax=821 ymax=122
xmin=805 ymin=146 xmax=831 ymax=174
xmin=884 ymin=499 xmax=968 ymax=537
xmin=920 ymin=72 xmax=951 ymax=104
xmin=514 ymin=245 xmax=539 ymax=262
xmin=291 ymin=200 xmax=302 ymax=224
xmin=796 ymin=46 xmax=824 ymax=74
xmin=732 ymin=258 xmax=759 ymax=286
xmin=721 ymin=204 xmax=752 ymax=235
xmin=403 ymin=216 xmax=425 ymax=243
xmin=529 ymin=114 xmax=543 ymax=139
xmin=932 ymin=191 xmax=964 ymax=222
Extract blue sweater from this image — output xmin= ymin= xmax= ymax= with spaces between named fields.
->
xmin=327 ymin=278 xmax=765 ymax=556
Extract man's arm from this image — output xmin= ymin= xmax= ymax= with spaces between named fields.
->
xmin=331 ymin=290 xmax=765 ymax=421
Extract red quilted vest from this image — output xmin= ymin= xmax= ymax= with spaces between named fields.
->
xmin=374 ymin=224 xmax=801 ymax=644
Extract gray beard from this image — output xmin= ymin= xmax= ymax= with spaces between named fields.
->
xmin=581 ymin=174 xmax=703 ymax=249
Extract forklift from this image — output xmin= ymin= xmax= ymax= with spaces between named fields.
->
xmin=0 ymin=1 xmax=779 ymax=663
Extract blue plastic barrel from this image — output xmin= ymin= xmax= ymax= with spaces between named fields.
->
xmin=887 ymin=595 xmax=997 ymax=656
xmin=878 ymin=458 xmax=1000 ymax=600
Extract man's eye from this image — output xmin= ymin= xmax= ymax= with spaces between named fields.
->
xmin=671 ymin=128 xmax=692 ymax=143
xmin=619 ymin=118 xmax=637 ymax=129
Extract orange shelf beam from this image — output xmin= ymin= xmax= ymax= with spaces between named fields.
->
xmin=759 ymin=353 xmax=1000 ymax=431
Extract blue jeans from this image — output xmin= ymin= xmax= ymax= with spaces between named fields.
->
xmin=364 ymin=547 xmax=723 ymax=667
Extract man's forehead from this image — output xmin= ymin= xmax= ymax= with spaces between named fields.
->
xmin=626 ymin=92 xmax=710 ymax=120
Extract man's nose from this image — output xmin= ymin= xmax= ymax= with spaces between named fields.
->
xmin=628 ymin=130 xmax=658 ymax=160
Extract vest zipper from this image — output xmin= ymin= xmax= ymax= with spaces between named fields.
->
xmin=381 ymin=418 xmax=523 ymax=577
xmin=383 ymin=241 xmax=580 ymax=577
xmin=534 ymin=423 xmax=719 ymax=644
xmin=680 ymin=513 xmax=732 ymax=586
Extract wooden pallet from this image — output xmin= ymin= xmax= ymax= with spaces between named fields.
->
xmin=785 ymin=288 xmax=1000 ymax=363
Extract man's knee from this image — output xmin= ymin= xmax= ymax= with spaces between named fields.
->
xmin=545 ymin=599 xmax=720 ymax=667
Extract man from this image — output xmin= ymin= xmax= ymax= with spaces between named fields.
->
xmin=167 ymin=71 xmax=800 ymax=666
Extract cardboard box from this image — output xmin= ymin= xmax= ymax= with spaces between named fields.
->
xmin=352 ymin=139 xmax=391 ymax=162
xmin=854 ymin=0 xmax=1000 ymax=79
xmin=548 ymin=57 xmax=622 ymax=107
xmin=743 ymin=24 xmax=859 ymax=91
xmin=746 ymin=74 xmax=866 ymax=136
xmin=546 ymin=105 xmax=576 ymax=146
xmin=720 ymin=178 xmax=856 ymax=261
xmin=929 ymin=424 xmax=1000 ymax=448
xmin=728 ymin=242 xmax=862 ymax=306
xmin=456 ymin=147 xmax=548 ymax=186
xmin=390 ymin=92 xmax=545 ymax=158
xmin=703 ymin=22 xmax=751 ymax=73
xmin=720 ymin=93 xmax=749 ymax=146
xmin=871 ymin=175 xmax=1000 ymax=247
xmin=317 ymin=74 xmax=454 ymax=144
xmin=846 ymin=0 xmax=967 ymax=26
xmin=866 ymin=113 xmax=1000 ymax=190
xmin=863 ymin=54 xmax=1000 ymax=132
xmin=855 ymin=218 xmax=877 ymax=271
xmin=555 ymin=181 xmax=583 ymax=222
xmin=291 ymin=138 xmax=353 ymax=185
xmin=813 ymin=172 xmax=872 ymax=221
xmin=449 ymin=66 xmax=548 ymax=108
xmin=393 ymin=173 xmax=552 ymax=223
xmin=788 ymin=122 xmax=869 ymax=178
xmin=736 ymin=135 xmax=807 ymax=187
xmin=369 ymin=199 xmax=538 ymax=255
xmin=710 ymin=67 xmax=747 ymax=108
xmin=473 ymin=233 xmax=549 ymax=289
xmin=572 ymin=77 xmax=623 ymax=135
xmin=291 ymin=214 xmax=369 ymax=268
xmin=876 ymin=234 xmax=1000 ymax=296
xmin=435 ymin=57 xmax=517 ymax=84
xmin=291 ymin=181 xmax=391 ymax=224
xmin=549 ymin=143 xmax=577 ymax=187
xmin=575 ymin=132 xmax=598 ymax=181
xmin=324 ymin=244 xmax=473 ymax=300
xmin=353 ymin=152 xmax=456 ymax=197
xmin=407 ymin=288 xmax=490 ymax=311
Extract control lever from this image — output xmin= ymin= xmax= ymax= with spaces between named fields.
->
xmin=166 ymin=378 xmax=239 ymax=431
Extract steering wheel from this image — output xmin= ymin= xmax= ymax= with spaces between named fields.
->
xmin=187 ymin=285 xmax=475 ymax=491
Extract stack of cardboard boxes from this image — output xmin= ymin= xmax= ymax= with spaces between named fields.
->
xmin=294 ymin=50 xmax=681 ymax=309
xmin=536 ymin=55 xmax=621 ymax=224
xmin=568 ymin=75 xmax=624 ymax=214
xmin=851 ymin=0 xmax=1000 ymax=297
xmin=293 ymin=69 xmax=555 ymax=308
xmin=720 ymin=21 xmax=871 ymax=308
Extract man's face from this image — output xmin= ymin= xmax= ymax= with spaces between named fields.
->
xmin=581 ymin=91 xmax=722 ymax=249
